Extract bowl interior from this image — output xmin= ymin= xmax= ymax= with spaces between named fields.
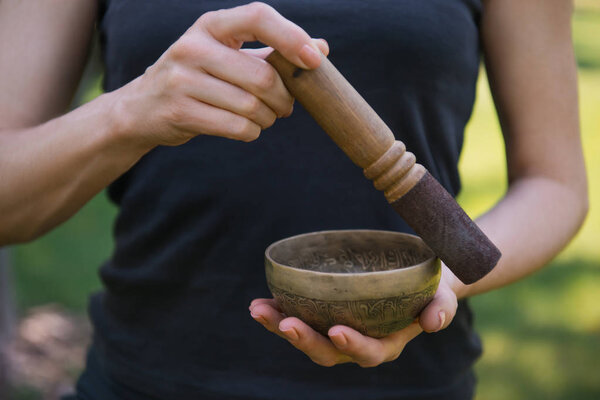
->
xmin=267 ymin=230 xmax=434 ymax=274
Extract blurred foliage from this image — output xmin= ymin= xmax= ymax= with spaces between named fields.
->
xmin=573 ymin=10 xmax=600 ymax=69
xmin=7 ymin=5 xmax=600 ymax=400
xmin=11 ymin=193 xmax=115 ymax=312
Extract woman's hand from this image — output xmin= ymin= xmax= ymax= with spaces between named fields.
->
xmin=0 ymin=1 xmax=328 ymax=244
xmin=113 ymin=2 xmax=329 ymax=148
xmin=250 ymin=265 xmax=461 ymax=367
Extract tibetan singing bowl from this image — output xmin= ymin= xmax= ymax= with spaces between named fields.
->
xmin=265 ymin=230 xmax=441 ymax=338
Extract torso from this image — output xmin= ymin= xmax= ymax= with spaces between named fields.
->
xmin=80 ymin=1 xmax=484 ymax=398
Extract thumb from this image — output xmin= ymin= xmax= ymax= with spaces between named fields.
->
xmin=419 ymin=276 xmax=458 ymax=333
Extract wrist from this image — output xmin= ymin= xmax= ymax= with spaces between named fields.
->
xmin=101 ymin=79 xmax=157 ymax=155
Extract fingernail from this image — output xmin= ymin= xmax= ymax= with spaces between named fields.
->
xmin=280 ymin=327 xmax=299 ymax=341
xmin=317 ymin=38 xmax=329 ymax=55
xmin=299 ymin=44 xmax=320 ymax=69
xmin=309 ymin=41 xmax=322 ymax=54
xmin=330 ymin=332 xmax=347 ymax=349
xmin=436 ymin=311 xmax=446 ymax=332
xmin=250 ymin=312 xmax=267 ymax=325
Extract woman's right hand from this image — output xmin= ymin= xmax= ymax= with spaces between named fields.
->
xmin=113 ymin=2 xmax=329 ymax=148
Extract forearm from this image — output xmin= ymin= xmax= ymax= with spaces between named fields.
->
xmin=0 ymin=92 xmax=151 ymax=245
xmin=452 ymin=176 xmax=588 ymax=299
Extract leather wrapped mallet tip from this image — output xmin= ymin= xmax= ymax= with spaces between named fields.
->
xmin=391 ymin=172 xmax=501 ymax=284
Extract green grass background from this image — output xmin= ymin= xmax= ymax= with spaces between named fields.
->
xmin=8 ymin=5 xmax=600 ymax=400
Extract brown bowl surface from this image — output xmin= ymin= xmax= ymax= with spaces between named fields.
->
xmin=265 ymin=230 xmax=441 ymax=338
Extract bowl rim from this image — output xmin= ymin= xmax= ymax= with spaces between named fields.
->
xmin=265 ymin=229 xmax=437 ymax=277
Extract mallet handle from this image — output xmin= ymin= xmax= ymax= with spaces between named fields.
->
xmin=267 ymin=51 xmax=424 ymax=202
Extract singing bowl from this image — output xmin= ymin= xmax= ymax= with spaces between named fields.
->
xmin=265 ymin=230 xmax=441 ymax=338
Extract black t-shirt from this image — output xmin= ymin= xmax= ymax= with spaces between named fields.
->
xmin=76 ymin=1 xmax=484 ymax=399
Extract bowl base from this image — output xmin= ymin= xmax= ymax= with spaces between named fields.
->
xmin=269 ymin=284 xmax=436 ymax=338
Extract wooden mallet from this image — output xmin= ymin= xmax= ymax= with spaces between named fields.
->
xmin=267 ymin=51 xmax=501 ymax=284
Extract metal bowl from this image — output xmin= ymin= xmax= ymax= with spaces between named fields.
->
xmin=265 ymin=230 xmax=441 ymax=338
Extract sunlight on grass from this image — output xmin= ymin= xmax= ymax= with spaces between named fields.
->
xmin=565 ymin=69 xmax=600 ymax=260
xmin=560 ymin=277 xmax=600 ymax=333
xmin=12 ymin=194 xmax=116 ymax=312
xmin=573 ymin=9 xmax=600 ymax=69
xmin=456 ymin=68 xmax=506 ymax=218
xmin=80 ymin=74 xmax=103 ymax=104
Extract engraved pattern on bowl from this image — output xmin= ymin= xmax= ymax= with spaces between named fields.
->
xmin=265 ymin=230 xmax=441 ymax=338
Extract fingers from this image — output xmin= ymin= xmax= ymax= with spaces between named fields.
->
xmin=249 ymin=300 xmax=350 ymax=366
xmin=183 ymin=68 xmax=277 ymax=129
xmin=379 ymin=322 xmax=423 ymax=360
xmin=279 ymin=317 xmax=351 ymax=367
xmin=130 ymin=3 xmax=328 ymax=146
xmin=249 ymin=299 xmax=423 ymax=368
xmin=193 ymin=43 xmax=293 ymax=118
xmin=167 ymin=97 xmax=262 ymax=143
xmin=249 ymin=299 xmax=349 ymax=370
xmin=327 ymin=322 xmax=422 ymax=367
xmin=419 ymin=286 xmax=457 ymax=332
xmin=328 ymin=326 xmax=386 ymax=367
xmin=314 ymin=39 xmax=329 ymax=57
xmin=249 ymin=298 xmax=281 ymax=311
xmin=419 ymin=267 xmax=459 ymax=333
xmin=199 ymin=2 xmax=322 ymax=69
xmin=249 ymin=299 xmax=286 ymax=337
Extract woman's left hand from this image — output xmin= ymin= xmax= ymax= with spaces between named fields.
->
xmin=249 ymin=264 xmax=461 ymax=367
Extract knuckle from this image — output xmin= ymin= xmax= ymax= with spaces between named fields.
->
xmin=240 ymin=95 xmax=262 ymax=118
xmin=143 ymin=64 xmax=155 ymax=77
xmin=253 ymin=64 xmax=278 ymax=92
xmin=164 ymin=66 xmax=187 ymax=91
xmin=197 ymin=10 xmax=216 ymax=26
xmin=191 ymin=38 xmax=214 ymax=60
xmin=246 ymin=2 xmax=274 ymax=22
xmin=234 ymin=119 xmax=260 ymax=142
xmin=170 ymin=36 xmax=194 ymax=60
